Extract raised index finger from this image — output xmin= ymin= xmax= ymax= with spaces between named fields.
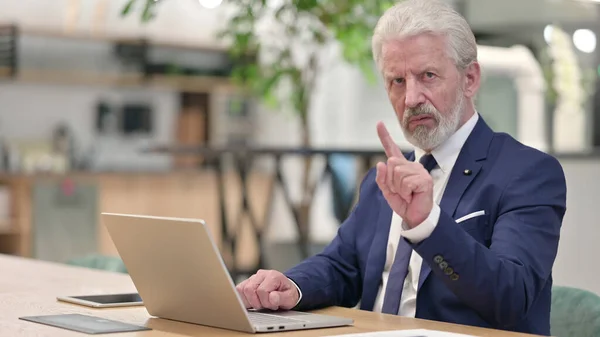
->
xmin=377 ymin=121 xmax=404 ymax=159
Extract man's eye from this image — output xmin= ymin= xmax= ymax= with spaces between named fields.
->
xmin=393 ymin=78 xmax=404 ymax=84
xmin=425 ymin=72 xmax=435 ymax=79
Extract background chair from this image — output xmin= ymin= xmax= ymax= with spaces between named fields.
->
xmin=551 ymin=285 xmax=600 ymax=337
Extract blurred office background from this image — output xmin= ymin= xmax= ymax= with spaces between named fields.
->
xmin=0 ymin=0 xmax=599 ymax=297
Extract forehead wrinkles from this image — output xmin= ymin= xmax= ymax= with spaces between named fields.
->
xmin=381 ymin=34 xmax=451 ymax=76
xmin=381 ymin=44 xmax=432 ymax=78
xmin=381 ymin=43 xmax=405 ymax=73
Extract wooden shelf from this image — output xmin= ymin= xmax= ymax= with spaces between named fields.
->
xmin=0 ymin=229 xmax=19 ymax=236
xmin=0 ymin=67 xmax=237 ymax=93
xmin=0 ymin=218 xmax=19 ymax=236
xmin=16 ymin=25 xmax=228 ymax=53
xmin=0 ymin=23 xmax=243 ymax=93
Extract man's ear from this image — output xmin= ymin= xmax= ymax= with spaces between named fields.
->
xmin=463 ymin=61 xmax=481 ymax=99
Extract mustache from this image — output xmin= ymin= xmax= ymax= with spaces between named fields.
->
xmin=403 ymin=104 xmax=440 ymax=123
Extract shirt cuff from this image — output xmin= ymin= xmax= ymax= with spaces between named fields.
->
xmin=288 ymin=277 xmax=303 ymax=307
xmin=400 ymin=203 xmax=440 ymax=243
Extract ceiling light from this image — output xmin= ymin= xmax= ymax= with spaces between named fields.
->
xmin=573 ymin=29 xmax=596 ymax=53
xmin=544 ymin=25 xmax=554 ymax=44
xmin=198 ymin=0 xmax=222 ymax=9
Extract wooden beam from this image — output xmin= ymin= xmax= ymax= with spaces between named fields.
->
xmin=0 ymin=67 xmax=238 ymax=93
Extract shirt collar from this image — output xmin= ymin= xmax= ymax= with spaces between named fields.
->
xmin=414 ymin=112 xmax=479 ymax=173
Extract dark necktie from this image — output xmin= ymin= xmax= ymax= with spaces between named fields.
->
xmin=381 ymin=153 xmax=438 ymax=315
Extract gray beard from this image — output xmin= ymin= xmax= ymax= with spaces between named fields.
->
xmin=402 ymin=93 xmax=464 ymax=151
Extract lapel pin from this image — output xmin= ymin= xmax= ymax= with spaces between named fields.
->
xmin=463 ymin=169 xmax=472 ymax=176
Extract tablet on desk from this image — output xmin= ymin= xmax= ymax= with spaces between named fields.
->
xmin=57 ymin=293 xmax=144 ymax=308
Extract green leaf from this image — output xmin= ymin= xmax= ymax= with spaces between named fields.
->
xmin=274 ymin=5 xmax=289 ymax=19
xmin=258 ymin=70 xmax=285 ymax=97
xmin=263 ymin=91 xmax=280 ymax=109
xmin=296 ymin=0 xmax=318 ymax=11
xmin=141 ymin=0 xmax=155 ymax=22
xmin=121 ymin=0 xmax=136 ymax=16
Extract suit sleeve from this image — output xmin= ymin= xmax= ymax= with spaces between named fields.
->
xmin=411 ymin=154 xmax=566 ymax=329
xmin=283 ymin=168 xmax=377 ymax=311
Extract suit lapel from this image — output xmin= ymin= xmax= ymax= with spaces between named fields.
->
xmin=439 ymin=155 xmax=482 ymax=219
xmin=417 ymin=116 xmax=493 ymax=291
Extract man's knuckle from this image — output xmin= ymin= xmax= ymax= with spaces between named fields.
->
xmin=244 ymin=284 xmax=255 ymax=294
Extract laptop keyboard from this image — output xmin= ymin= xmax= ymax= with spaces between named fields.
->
xmin=247 ymin=311 xmax=308 ymax=325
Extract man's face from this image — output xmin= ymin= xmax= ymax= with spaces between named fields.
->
xmin=381 ymin=33 xmax=475 ymax=151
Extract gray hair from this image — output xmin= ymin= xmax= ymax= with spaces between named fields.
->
xmin=371 ymin=0 xmax=477 ymax=72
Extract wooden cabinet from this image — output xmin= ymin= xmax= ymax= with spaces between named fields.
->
xmin=175 ymin=93 xmax=210 ymax=168
xmin=0 ymin=176 xmax=32 ymax=257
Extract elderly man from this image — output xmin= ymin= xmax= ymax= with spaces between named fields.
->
xmin=236 ymin=0 xmax=567 ymax=335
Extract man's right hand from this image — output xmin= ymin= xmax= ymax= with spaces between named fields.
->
xmin=376 ymin=122 xmax=434 ymax=228
xmin=236 ymin=269 xmax=300 ymax=311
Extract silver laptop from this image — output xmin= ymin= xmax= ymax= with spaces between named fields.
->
xmin=102 ymin=213 xmax=353 ymax=333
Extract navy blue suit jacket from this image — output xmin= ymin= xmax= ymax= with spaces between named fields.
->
xmin=284 ymin=116 xmax=567 ymax=336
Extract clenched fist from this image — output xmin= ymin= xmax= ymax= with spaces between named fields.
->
xmin=376 ymin=122 xmax=434 ymax=228
xmin=236 ymin=269 xmax=300 ymax=311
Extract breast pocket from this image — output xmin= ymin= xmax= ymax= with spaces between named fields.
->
xmin=455 ymin=210 xmax=487 ymax=233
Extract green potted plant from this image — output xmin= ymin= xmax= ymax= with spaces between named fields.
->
xmin=122 ymin=0 xmax=396 ymax=256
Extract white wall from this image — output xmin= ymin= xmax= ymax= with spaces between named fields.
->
xmin=466 ymin=0 xmax=599 ymax=30
xmin=553 ymin=159 xmax=600 ymax=295
xmin=0 ymin=0 xmax=229 ymax=48
xmin=0 ymin=83 xmax=177 ymax=148
xmin=0 ymin=82 xmax=178 ymax=171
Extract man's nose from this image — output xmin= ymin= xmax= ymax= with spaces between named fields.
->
xmin=404 ymin=81 xmax=426 ymax=108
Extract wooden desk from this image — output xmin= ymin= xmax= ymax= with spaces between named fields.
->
xmin=0 ymin=254 xmax=540 ymax=337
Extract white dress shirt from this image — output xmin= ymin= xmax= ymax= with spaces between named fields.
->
xmin=371 ymin=112 xmax=479 ymax=316
xmin=291 ymin=113 xmax=479 ymax=312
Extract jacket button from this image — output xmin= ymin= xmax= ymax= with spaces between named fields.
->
xmin=444 ymin=267 xmax=454 ymax=276
xmin=439 ymin=261 xmax=448 ymax=270
xmin=450 ymin=273 xmax=460 ymax=281
xmin=434 ymin=255 xmax=443 ymax=264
